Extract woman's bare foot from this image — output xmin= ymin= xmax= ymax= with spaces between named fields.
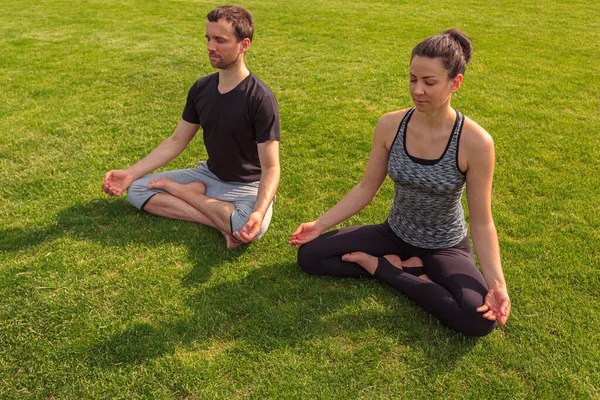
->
xmin=402 ymin=256 xmax=424 ymax=269
xmin=148 ymin=179 xmax=206 ymax=197
xmin=383 ymin=254 xmax=403 ymax=268
xmin=379 ymin=255 xmax=431 ymax=281
xmin=341 ymin=251 xmax=378 ymax=274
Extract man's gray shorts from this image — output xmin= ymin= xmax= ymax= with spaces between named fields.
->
xmin=126 ymin=162 xmax=273 ymax=240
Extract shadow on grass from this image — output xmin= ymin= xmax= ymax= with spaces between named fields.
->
xmin=1 ymin=198 xmax=478 ymax=372
xmin=0 ymin=198 xmax=246 ymax=284
xmin=89 ymin=261 xmax=479 ymax=372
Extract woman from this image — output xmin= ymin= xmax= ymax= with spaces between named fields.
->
xmin=289 ymin=29 xmax=510 ymax=336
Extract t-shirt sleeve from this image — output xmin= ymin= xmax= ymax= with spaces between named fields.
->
xmin=252 ymin=91 xmax=281 ymax=143
xmin=181 ymin=84 xmax=200 ymax=124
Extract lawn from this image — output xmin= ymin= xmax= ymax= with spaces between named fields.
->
xmin=1 ymin=0 xmax=599 ymax=398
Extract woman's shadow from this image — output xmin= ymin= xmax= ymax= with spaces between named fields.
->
xmin=1 ymin=198 xmax=246 ymax=284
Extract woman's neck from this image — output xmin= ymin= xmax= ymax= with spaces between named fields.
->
xmin=413 ymin=104 xmax=455 ymax=130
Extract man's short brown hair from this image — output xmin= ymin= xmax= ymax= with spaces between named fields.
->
xmin=207 ymin=5 xmax=254 ymax=41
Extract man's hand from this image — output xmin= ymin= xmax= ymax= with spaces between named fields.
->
xmin=233 ymin=211 xmax=264 ymax=243
xmin=289 ymin=221 xmax=325 ymax=246
xmin=102 ymin=170 xmax=135 ymax=197
xmin=476 ymin=285 xmax=511 ymax=326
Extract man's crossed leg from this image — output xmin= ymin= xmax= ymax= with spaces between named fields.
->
xmin=126 ymin=163 xmax=273 ymax=249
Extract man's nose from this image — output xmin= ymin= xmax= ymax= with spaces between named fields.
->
xmin=207 ymin=39 xmax=217 ymax=52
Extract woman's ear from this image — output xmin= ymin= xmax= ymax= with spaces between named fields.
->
xmin=451 ymin=74 xmax=463 ymax=92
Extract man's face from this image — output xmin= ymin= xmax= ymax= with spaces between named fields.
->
xmin=205 ymin=19 xmax=245 ymax=70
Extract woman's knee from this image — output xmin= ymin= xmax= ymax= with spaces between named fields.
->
xmin=457 ymin=311 xmax=497 ymax=337
xmin=297 ymin=243 xmax=321 ymax=275
xmin=457 ymin=296 xmax=498 ymax=336
xmin=297 ymin=244 xmax=314 ymax=273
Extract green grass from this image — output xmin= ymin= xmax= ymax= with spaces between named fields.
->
xmin=1 ymin=0 xmax=599 ymax=398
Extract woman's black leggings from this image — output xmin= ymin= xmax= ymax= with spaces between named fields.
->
xmin=297 ymin=222 xmax=497 ymax=336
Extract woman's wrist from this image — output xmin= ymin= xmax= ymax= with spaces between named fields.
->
xmin=314 ymin=219 xmax=329 ymax=233
xmin=487 ymin=279 xmax=508 ymax=292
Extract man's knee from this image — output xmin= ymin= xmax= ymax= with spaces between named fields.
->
xmin=126 ymin=178 xmax=152 ymax=210
xmin=230 ymin=199 xmax=274 ymax=241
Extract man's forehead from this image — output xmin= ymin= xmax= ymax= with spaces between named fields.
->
xmin=206 ymin=19 xmax=235 ymax=35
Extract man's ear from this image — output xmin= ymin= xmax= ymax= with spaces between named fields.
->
xmin=451 ymin=74 xmax=463 ymax=92
xmin=241 ymin=38 xmax=251 ymax=52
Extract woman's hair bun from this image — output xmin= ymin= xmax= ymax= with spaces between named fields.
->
xmin=443 ymin=28 xmax=472 ymax=64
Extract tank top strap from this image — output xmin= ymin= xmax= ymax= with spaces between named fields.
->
xmin=450 ymin=111 xmax=465 ymax=145
xmin=448 ymin=111 xmax=465 ymax=173
xmin=390 ymin=107 xmax=415 ymax=154
xmin=397 ymin=107 xmax=416 ymax=138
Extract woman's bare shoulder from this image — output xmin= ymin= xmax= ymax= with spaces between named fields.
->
xmin=377 ymin=108 xmax=412 ymax=134
xmin=462 ymin=115 xmax=494 ymax=152
xmin=374 ymin=109 xmax=412 ymax=149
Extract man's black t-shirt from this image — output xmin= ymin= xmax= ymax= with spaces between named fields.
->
xmin=182 ymin=72 xmax=280 ymax=183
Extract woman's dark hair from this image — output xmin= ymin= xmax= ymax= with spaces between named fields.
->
xmin=411 ymin=29 xmax=473 ymax=78
xmin=207 ymin=5 xmax=254 ymax=42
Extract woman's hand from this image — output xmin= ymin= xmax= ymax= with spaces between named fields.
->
xmin=289 ymin=221 xmax=325 ymax=246
xmin=477 ymin=285 xmax=511 ymax=326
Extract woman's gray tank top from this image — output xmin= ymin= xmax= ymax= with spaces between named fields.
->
xmin=387 ymin=107 xmax=467 ymax=249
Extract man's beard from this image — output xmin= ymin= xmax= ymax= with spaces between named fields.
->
xmin=210 ymin=51 xmax=242 ymax=70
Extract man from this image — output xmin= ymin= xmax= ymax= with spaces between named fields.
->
xmin=102 ymin=5 xmax=280 ymax=249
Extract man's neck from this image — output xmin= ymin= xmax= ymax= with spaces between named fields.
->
xmin=217 ymin=62 xmax=250 ymax=94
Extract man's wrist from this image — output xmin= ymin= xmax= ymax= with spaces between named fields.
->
xmin=251 ymin=210 xmax=265 ymax=218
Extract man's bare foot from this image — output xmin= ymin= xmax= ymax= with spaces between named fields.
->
xmin=183 ymin=181 xmax=206 ymax=195
xmin=341 ymin=251 xmax=378 ymax=274
xmin=148 ymin=178 xmax=206 ymax=197
xmin=222 ymin=231 xmax=244 ymax=249
xmin=147 ymin=177 xmax=181 ymax=195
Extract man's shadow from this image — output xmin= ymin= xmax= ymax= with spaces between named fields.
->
xmin=2 ymin=198 xmax=479 ymax=374
xmin=90 ymin=261 xmax=479 ymax=376
xmin=1 ymin=198 xmax=246 ymax=284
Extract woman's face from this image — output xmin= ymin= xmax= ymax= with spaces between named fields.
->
xmin=409 ymin=56 xmax=462 ymax=111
